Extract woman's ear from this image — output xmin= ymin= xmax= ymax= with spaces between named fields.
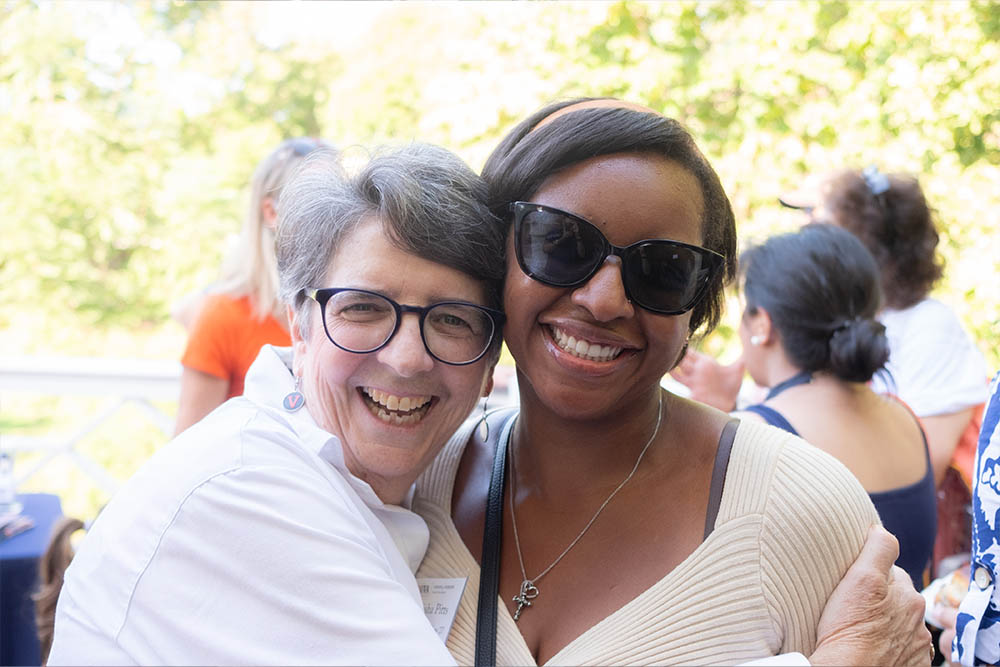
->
xmin=261 ymin=196 xmax=278 ymax=231
xmin=746 ymin=307 xmax=775 ymax=346
xmin=481 ymin=361 xmax=497 ymax=397
xmin=287 ymin=304 xmax=309 ymax=374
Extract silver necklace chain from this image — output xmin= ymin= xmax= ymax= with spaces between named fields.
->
xmin=508 ymin=391 xmax=664 ymax=622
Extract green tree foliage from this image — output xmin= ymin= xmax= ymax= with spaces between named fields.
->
xmin=2 ymin=0 xmax=997 ymax=366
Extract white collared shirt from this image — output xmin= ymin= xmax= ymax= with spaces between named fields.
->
xmin=48 ymin=346 xmax=456 ymax=666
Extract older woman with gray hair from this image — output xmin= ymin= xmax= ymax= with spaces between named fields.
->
xmin=47 ymin=143 xmax=506 ymax=665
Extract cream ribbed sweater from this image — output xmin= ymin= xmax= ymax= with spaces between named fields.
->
xmin=414 ymin=417 xmax=879 ymax=666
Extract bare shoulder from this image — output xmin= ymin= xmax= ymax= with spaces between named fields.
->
xmin=669 ymin=391 xmax=738 ymax=436
xmin=654 ymin=393 xmax=740 ymax=474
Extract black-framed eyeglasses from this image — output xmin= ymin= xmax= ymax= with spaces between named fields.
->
xmin=300 ymin=288 xmax=505 ymax=366
xmin=510 ymin=201 xmax=725 ymax=316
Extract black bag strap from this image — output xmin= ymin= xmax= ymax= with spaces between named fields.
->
xmin=703 ymin=418 xmax=740 ymax=540
xmin=474 ymin=410 xmax=519 ymax=667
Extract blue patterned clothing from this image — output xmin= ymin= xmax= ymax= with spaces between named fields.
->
xmin=953 ymin=371 xmax=1000 ymax=666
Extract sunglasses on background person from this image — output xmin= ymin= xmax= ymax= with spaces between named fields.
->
xmin=510 ymin=202 xmax=725 ymax=315
xmin=300 ymin=288 xmax=505 ymax=365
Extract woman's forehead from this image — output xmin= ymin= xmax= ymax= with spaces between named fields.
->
xmin=531 ymin=153 xmax=705 ymax=246
xmin=326 ymin=218 xmax=489 ymax=303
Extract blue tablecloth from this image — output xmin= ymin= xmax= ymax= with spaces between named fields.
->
xmin=1 ymin=493 xmax=63 ymax=667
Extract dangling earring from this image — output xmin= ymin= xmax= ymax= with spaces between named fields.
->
xmin=283 ymin=375 xmax=306 ymax=412
xmin=750 ymin=335 xmax=763 ymax=346
xmin=476 ymin=395 xmax=490 ymax=441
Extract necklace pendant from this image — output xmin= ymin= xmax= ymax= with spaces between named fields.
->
xmin=512 ymin=580 xmax=539 ymax=622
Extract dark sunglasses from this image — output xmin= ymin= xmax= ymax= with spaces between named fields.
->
xmin=511 ymin=201 xmax=725 ymax=316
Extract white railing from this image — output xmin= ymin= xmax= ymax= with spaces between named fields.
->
xmin=0 ymin=356 xmax=183 ymax=495
xmin=0 ymin=356 xmax=520 ymax=497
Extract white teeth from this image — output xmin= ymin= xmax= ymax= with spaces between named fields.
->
xmin=550 ymin=326 xmax=623 ymax=362
xmin=362 ymin=388 xmax=431 ymax=425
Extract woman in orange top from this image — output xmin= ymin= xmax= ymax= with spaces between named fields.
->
xmin=174 ymin=138 xmax=333 ymax=434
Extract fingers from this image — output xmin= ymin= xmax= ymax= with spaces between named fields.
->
xmin=893 ymin=566 xmax=932 ymax=667
xmin=729 ymin=355 xmax=747 ymax=375
xmin=670 ymin=351 xmax=702 ymax=381
xmin=857 ymin=524 xmax=901 ymax=579
xmin=669 ymin=364 xmax=693 ymax=384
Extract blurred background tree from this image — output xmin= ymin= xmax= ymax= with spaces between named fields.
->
xmin=2 ymin=0 xmax=996 ymax=364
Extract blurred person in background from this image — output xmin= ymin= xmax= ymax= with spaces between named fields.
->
xmin=674 ymin=166 xmax=988 ymax=574
xmin=785 ymin=167 xmax=988 ymax=577
xmin=173 ymin=137 xmax=333 ymax=435
xmin=733 ymin=223 xmax=935 ymax=588
xmin=47 ymin=144 xmax=506 ymax=665
xmin=781 ymin=166 xmax=988 ymax=490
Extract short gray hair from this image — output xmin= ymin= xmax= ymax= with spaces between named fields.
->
xmin=276 ymin=143 xmax=506 ymax=337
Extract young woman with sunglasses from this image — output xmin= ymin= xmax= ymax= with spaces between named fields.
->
xmin=413 ymin=100 xmax=931 ymax=665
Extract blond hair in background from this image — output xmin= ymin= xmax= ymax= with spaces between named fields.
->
xmin=212 ymin=137 xmax=334 ymax=322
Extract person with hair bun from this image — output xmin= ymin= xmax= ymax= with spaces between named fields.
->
xmin=783 ymin=167 xmax=988 ymax=579
xmin=784 ymin=167 xmax=988 ymax=491
xmin=733 ymin=223 xmax=935 ymax=588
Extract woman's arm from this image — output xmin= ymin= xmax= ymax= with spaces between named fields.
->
xmin=173 ymin=366 xmax=229 ymax=435
xmin=921 ymin=407 xmax=975 ymax=486
xmin=175 ymin=293 xmax=236 ymax=435
xmin=746 ymin=530 xmax=930 ymax=666
xmin=810 ymin=525 xmax=931 ymax=666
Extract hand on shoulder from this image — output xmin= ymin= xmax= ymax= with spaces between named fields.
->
xmin=810 ymin=525 xmax=931 ymax=666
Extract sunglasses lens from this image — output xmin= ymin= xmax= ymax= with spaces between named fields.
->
xmin=623 ymin=243 xmax=715 ymax=314
xmin=513 ymin=202 xmax=721 ymax=315
xmin=516 ymin=207 xmax=606 ymax=286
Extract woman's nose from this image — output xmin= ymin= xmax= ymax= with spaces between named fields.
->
xmin=375 ymin=315 xmax=435 ymax=376
xmin=570 ymin=256 xmax=636 ymax=321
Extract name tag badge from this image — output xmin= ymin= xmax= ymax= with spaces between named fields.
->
xmin=417 ymin=577 xmax=468 ymax=642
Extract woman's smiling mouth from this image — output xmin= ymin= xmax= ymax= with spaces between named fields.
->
xmin=548 ymin=325 xmax=624 ymax=362
xmin=360 ymin=388 xmax=433 ymax=425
